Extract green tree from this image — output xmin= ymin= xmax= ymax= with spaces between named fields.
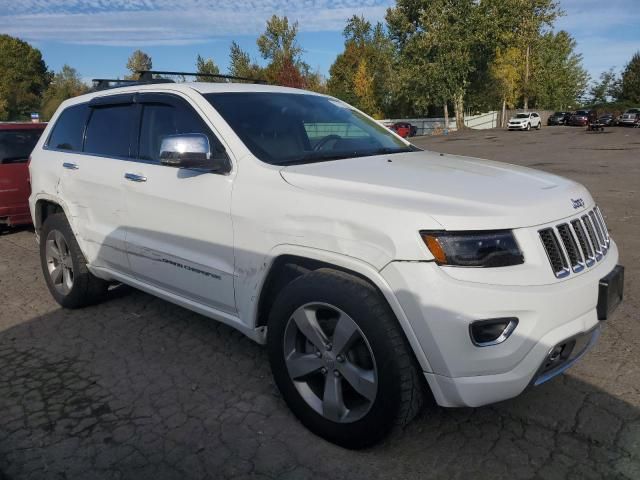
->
xmin=590 ymin=68 xmax=618 ymax=105
xmin=228 ymin=41 xmax=264 ymax=80
xmin=195 ymin=54 xmax=220 ymax=81
xmin=621 ymin=52 xmax=640 ymax=103
xmin=530 ymin=31 xmax=589 ymax=109
xmin=41 ymin=65 xmax=89 ymax=120
xmin=328 ymin=16 xmax=393 ymax=116
xmin=0 ymin=34 xmax=50 ymax=120
xmin=387 ymin=0 xmax=477 ymax=128
xmin=256 ymin=15 xmax=323 ymax=89
xmin=125 ymin=49 xmax=152 ymax=80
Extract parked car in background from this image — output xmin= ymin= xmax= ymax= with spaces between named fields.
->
xmin=619 ymin=108 xmax=640 ymax=127
xmin=547 ymin=111 xmax=572 ymax=126
xmin=0 ymin=122 xmax=46 ymax=231
xmin=507 ymin=112 xmax=541 ymax=130
xmin=390 ymin=122 xmax=416 ymax=138
xmin=569 ymin=110 xmax=592 ymax=126
xmin=598 ymin=114 xmax=614 ymax=126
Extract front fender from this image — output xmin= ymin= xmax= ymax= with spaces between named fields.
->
xmin=240 ymin=243 xmax=433 ymax=373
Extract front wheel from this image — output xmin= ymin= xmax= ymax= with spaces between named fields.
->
xmin=39 ymin=213 xmax=108 ymax=308
xmin=267 ymin=269 xmax=425 ymax=449
xmin=526 ymin=123 xmax=531 ymax=131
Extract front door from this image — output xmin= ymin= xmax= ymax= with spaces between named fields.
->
xmin=122 ymin=93 xmax=236 ymax=313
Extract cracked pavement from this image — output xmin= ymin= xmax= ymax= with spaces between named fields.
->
xmin=1 ymin=127 xmax=639 ymax=479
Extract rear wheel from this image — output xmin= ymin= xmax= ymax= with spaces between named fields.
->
xmin=40 ymin=213 xmax=108 ymax=308
xmin=267 ymin=269 xmax=425 ymax=449
xmin=536 ymin=121 xmax=541 ymax=130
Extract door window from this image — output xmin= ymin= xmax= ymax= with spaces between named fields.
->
xmin=84 ymin=104 xmax=136 ymax=158
xmin=138 ymin=102 xmax=226 ymax=164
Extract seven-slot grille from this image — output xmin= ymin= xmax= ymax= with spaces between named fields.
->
xmin=539 ymin=206 xmax=610 ymax=278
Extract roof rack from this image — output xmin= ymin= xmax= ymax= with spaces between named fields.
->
xmin=91 ymin=78 xmax=174 ymax=91
xmin=137 ymin=70 xmax=267 ymax=84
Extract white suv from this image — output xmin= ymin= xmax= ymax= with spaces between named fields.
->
xmin=29 ymin=81 xmax=624 ymax=448
xmin=508 ymin=112 xmax=542 ymax=130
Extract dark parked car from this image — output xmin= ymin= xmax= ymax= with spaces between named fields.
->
xmin=547 ymin=111 xmax=572 ymax=126
xmin=598 ymin=114 xmax=614 ymax=126
xmin=569 ymin=110 xmax=592 ymax=126
xmin=0 ymin=122 xmax=46 ymax=230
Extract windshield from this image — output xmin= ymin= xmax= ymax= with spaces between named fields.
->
xmin=204 ymin=92 xmax=415 ymax=165
xmin=575 ymin=110 xmax=589 ymax=115
xmin=515 ymin=114 xmax=529 ymax=118
xmin=0 ymin=129 xmax=43 ymax=164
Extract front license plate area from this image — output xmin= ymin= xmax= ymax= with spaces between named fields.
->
xmin=597 ymin=265 xmax=624 ymax=320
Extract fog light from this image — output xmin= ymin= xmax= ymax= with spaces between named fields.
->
xmin=469 ymin=318 xmax=518 ymax=347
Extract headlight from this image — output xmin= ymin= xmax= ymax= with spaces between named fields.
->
xmin=420 ymin=230 xmax=524 ymax=267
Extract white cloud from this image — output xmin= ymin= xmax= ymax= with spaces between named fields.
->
xmin=0 ymin=1 xmax=392 ymax=46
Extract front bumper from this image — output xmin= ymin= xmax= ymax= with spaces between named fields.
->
xmin=508 ymin=123 xmax=527 ymax=130
xmin=381 ymin=242 xmax=620 ymax=407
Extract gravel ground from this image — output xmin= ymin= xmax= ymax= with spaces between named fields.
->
xmin=1 ymin=125 xmax=639 ymax=479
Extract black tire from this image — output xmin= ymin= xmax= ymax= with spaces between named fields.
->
xmin=39 ymin=213 xmax=108 ymax=308
xmin=267 ymin=269 xmax=425 ymax=449
xmin=526 ymin=123 xmax=531 ymax=131
xmin=536 ymin=121 xmax=541 ymax=130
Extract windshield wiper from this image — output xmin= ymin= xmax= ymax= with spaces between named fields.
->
xmin=279 ymin=152 xmax=354 ymax=166
xmin=279 ymin=145 xmax=418 ymax=166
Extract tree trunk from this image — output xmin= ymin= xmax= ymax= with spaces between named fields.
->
xmin=454 ymin=94 xmax=465 ymax=130
xmin=524 ymin=44 xmax=530 ymax=110
xmin=501 ymin=98 xmax=506 ymax=128
xmin=444 ymin=102 xmax=449 ymax=131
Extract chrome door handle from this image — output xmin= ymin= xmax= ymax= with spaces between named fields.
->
xmin=124 ymin=172 xmax=147 ymax=182
xmin=63 ymin=162 xmax=79 ymax=170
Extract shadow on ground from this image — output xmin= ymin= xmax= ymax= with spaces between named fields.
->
xmin=0 ymin=286 xmax=638 ymax=480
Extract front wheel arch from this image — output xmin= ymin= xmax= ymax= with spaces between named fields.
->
xmin=254 ymin=251 xmax=433 ymax=374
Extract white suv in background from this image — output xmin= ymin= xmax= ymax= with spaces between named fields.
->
xmin=508 ymin=112 xmax=542 ymax=130
xmin=29 ymin=81 xmax=624 ymax=448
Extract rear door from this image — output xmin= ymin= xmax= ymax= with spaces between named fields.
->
xmin=54 ymin=97 xmax=133 ymax=272
xmin=0 ymin=127 xmax=43 ymax=225
xmin=121 ymin=93 xmax=236 ymax=313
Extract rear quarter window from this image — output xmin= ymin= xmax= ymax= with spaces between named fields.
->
xmin=0 ymin=129 xmax=44 ymax=164
xmin=47 ymin=104 xmax=90 ymax=151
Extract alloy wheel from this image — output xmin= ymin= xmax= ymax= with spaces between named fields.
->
xmin=283 ymin=302 xmax=378 ymax=423
xmin=45 ymin=230 xmax=74 ymax=294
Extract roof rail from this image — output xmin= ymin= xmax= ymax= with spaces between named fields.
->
xmin=137 ymin=70 xmax=267 ymax=84
xmin=91 ymin=78 xmax=175 ymax=91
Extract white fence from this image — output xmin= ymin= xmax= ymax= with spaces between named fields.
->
xmin=380 ymin=111 xmax=499 ymax=136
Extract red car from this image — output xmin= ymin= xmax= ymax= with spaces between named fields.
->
xmin=389 ymin=122 xmax=416 ymax=138
xmin=569 ymin=110 xmax=592 ymax=127
xmin=0 ymin=122 xmax=46 ymax=230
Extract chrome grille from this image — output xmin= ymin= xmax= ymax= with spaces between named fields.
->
xmin=571 ymin=219 xmax=595 ymax=267
xmin=557 ymin=223 xmax=584 ymax=272
xmin=539 ymin=228 xmax=570 ymax=278
xmin=539 ymin=206 xmax=610 ymax=278
xmin=582 ymin=214 xmax=603 ymax=259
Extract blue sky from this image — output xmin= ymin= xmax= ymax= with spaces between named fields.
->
xmin=0 ymin=0 xmax=638 ymax=86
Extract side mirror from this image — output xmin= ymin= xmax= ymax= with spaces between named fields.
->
xmin=159 ymin=133 xmax=227 ymax=171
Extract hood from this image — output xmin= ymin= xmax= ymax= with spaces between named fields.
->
xmin=280 ymin=151 xmax=592 ymax=230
